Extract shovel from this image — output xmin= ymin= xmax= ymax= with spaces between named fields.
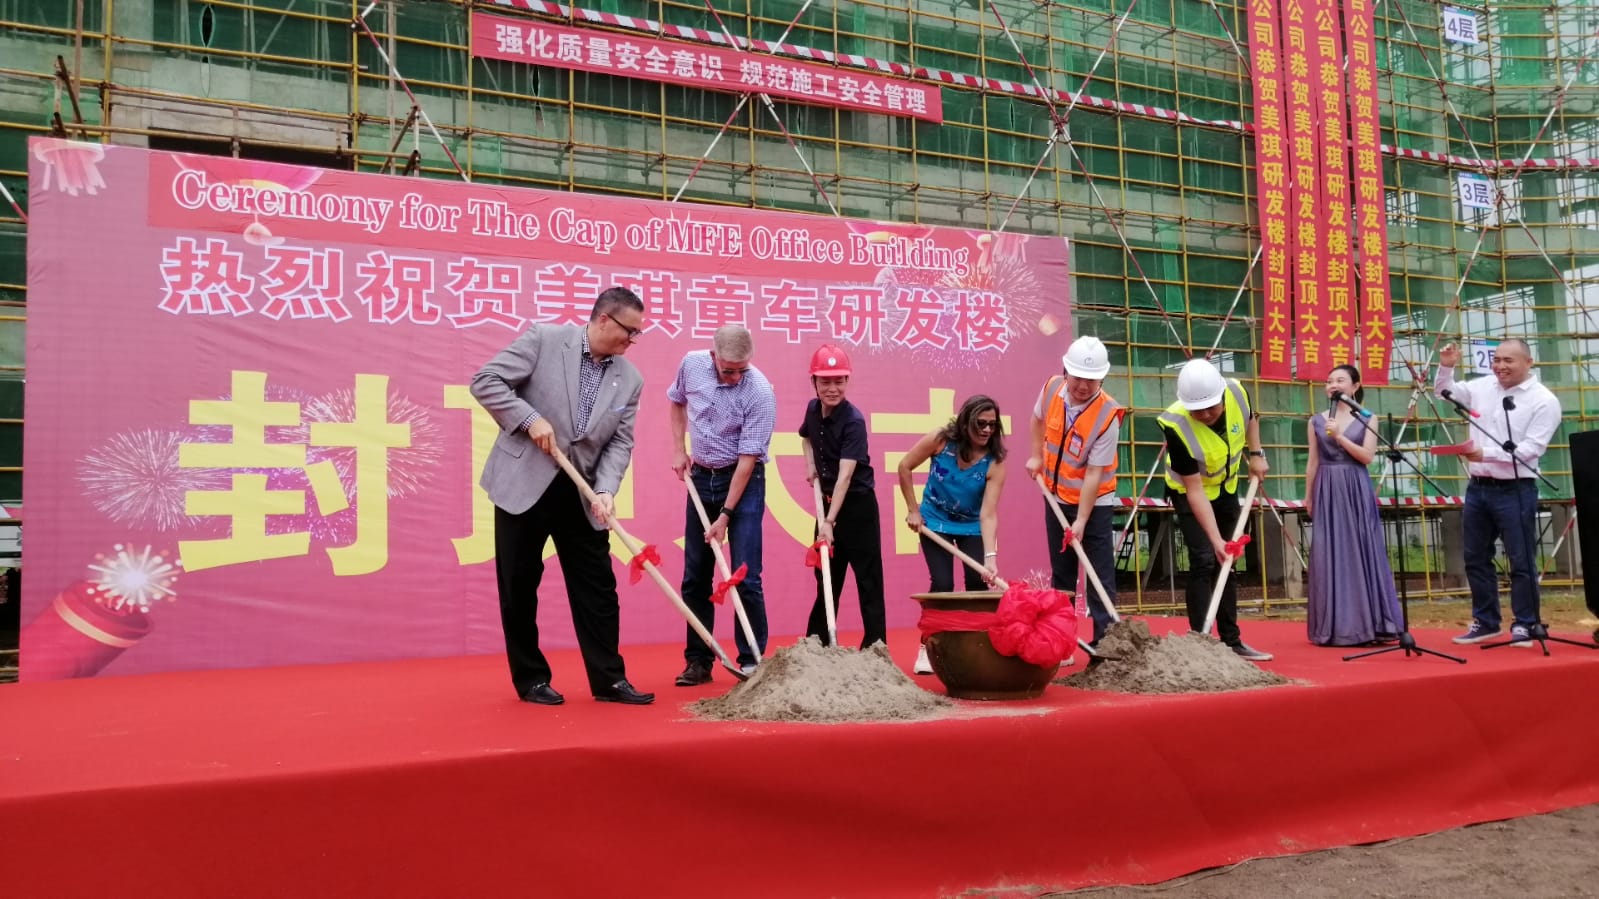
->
xmin=1035 ymin=475 xmax=1121 ymax=626
xmin=1200 ymin=474 xmax=1262 ymax=637
xmin=684 ymin=476 xmax=762 ymax=663
xmin=549 ymin=447 xmax=747 ymax=682
xmin=812 ymin=480 xmax=839 ymax=646
xmin=917 ymin=525 xmax=1104 ymax=662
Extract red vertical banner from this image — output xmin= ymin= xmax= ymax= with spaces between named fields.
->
xmin=1343 ymin=0 xmax=1391 ymax=383
xmin=1249 ymin=0 xmax=1293 ymax=380
xmin=1312 ymin=0 xmax=1354 ymax=370
xmin=1283 ymin=0 xmax=1323 ymax=377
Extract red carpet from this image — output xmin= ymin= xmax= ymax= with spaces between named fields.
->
xmin=3 ymin=618 xmax=1598 ymax=898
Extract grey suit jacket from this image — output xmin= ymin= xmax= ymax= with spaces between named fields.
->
xmin=470 ymin=323 xmax=643 ymax=528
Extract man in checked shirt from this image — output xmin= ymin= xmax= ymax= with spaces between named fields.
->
xmin=668 ymin=325 xmax=778 ymax=685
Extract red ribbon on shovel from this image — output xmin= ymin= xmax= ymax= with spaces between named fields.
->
xmin=628 ymin=544 xmax=662 ymax=585
xmin=1224 ymin=534 xmax=1252 ymax=558
xmin=804 ymin=539 xmax=829 ymax=568
xmin=710 ymin=563 xmax=748 ymax=605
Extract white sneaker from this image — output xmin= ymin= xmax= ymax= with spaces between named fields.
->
xmin=739 ymin=663 xmax=758 ymax=675
xmin=913 ymin=645 xmax=933 ymax=675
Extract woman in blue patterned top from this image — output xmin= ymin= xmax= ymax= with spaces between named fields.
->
xmin=897 ymin=395 xmax=1009 ymax=673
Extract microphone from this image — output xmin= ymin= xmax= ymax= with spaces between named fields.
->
xmin=1332 ymin=392 xmax=1374 ymax=419
xmin=1327 ymin=391 xmax=1339 ymax=425
xmin=1440 ymin=388 xmax=1481 ymax=419
xmin=1500 ymin=395 xmax=1519 ymax=455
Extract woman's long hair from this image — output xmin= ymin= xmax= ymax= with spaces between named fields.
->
xmin=938 ymin=395 xmax=1006 ymax=463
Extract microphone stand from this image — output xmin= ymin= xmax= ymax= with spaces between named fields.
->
xmin=1455 ymin=394 xmax=1598 ymax=654
xmin=1344 ymin=412 xmax=1467 ymax=664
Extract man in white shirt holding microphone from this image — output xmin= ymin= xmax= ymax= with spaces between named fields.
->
xmin=1436 ymin=338 xmax=1562 ymax=645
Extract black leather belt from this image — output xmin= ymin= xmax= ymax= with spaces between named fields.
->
xmin=691 ymin=463 xmax=738 ymax=477
xmin=1469 ymin=476 xmax=1531 ymax=488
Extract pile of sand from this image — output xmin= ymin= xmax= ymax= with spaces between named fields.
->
xmin=689 ymin=637 xmax=951 ymax=723
xmin=1060 ymin=619 xmax=1292 ymax=694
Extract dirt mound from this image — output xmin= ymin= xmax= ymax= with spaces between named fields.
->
xmin=1060 ymin=620 xmax=1291 ymax=694
xmin=690 ymin=637 xmax=951 ymax=723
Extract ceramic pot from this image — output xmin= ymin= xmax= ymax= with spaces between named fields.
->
xmin=911 ymin=590 xmax=1060 ymax=700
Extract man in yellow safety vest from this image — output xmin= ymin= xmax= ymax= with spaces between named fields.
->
xmin=1158 ymin=357 xmax=1273 ymax=662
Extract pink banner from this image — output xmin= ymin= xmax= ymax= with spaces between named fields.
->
xmin=471 ymin=13 xmax=943 ymax=123
xmin=22 ymin=139 xmax=1067 ymax=679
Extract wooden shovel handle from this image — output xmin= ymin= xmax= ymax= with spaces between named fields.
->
xmin=1200 ymin=474 xmax=1261 ymax=637
xmin=549 ymin=447 xmax=745 ymax=679
xmin=916 ymin=526 xmax=1008 ymax=591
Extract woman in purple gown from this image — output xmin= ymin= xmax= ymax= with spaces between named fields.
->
xmin=1306 ymin=365 xmax=1403 ymax=646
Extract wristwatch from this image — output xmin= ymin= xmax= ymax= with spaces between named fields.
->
xmin=719 ymin=507 xmax=735 ymax=521
xmin=1247 ymin=450 xmax=1265 ymax=457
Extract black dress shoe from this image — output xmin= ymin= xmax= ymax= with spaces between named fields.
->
xmin=520 ymin=683 xmax=565 ymax=705
xmin=674 ymin=661 xmax=713 ymax=687
xmin=595 ymin=680 xmax=655 ymax=705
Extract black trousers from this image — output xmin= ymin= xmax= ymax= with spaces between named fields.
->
xmin=493 ymin=475 xmax=627 ymax=696
xmin=1044 ymin=503 xmax=1118 ymax=643
xmin=806 ymin=489 xmax=887 ymax=648
xmin=919 ymin=531 xmax=987 ymax=593
xmin=1171 ymin=488 xmax=1243 ymax=646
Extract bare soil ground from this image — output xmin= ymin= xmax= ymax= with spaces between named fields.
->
xmin=1039 ymin=803 xmax=1599 ymax=898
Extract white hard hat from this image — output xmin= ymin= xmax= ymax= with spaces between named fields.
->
xmin=1177 ymin=358 xmax=1227 ymax=410
xmin=1062 ymin=335 xmax=1111 ymax=380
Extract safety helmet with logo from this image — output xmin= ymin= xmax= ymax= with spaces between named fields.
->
xmin=1062 ymin=335 xmax=1111 ymax=380
xmin=809 ymin=344 xmax=852 ymax=377
xmin=1176 ymin=358 xmax=1227 ymax=410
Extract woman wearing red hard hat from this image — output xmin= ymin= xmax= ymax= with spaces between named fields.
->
xmin=798 ymin=344 xmax=886 ymax=649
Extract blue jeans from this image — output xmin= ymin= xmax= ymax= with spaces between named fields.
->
xmin=1463 ymin=478 xmax=1541 ymax=631
xmin=681 ymin=465 xmax=767 ymax=668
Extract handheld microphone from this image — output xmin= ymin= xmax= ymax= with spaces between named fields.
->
xmin=1502 ymin=396 xmax=1516 ymax=412
xmin=1440 ymin=388 xmax=1481 ymax=419
xmin=1332 ymin=392 xmax=1374 ymax=419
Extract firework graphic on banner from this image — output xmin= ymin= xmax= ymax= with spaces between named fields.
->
xmin=184 ymin=384 xmax=348 ymax=544
xmin=300 ymin=388 xmax=444 ymax=500
xmin=959 ymin=231 xmax=1050 ymax=337
xmin=78 ymin=430 xmax=231 ymax=531
xmin=185 ymin=384 xmax=441 ymax=545
xmin=87 ymin=543 xmax=182 ymax=613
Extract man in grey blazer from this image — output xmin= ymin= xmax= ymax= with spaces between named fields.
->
xmin=470 ymin=287 xmax=655 ymax=706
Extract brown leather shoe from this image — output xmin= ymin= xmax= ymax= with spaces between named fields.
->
xmin=674 ymin=660 xmax=713 ymax=687
xmin=594 ymin=680 xmax=655 ymax=705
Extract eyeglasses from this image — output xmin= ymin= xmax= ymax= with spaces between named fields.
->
xmin=973 ymin=419 xmax=999 ymax=432
xmin=605 ymin=313 xmax=643 ymax=342
xmin=713 ymin=355 xmax=750 ymax=378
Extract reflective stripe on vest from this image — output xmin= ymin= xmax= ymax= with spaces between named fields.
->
xmin=1162 ymin=379 xmax=1250 ymax=500
xmin=1043 ymin=383 xmax=1123 ymax=504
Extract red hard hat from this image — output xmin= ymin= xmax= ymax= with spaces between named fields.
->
xmin=809 ymin=344 xmax=852 ymax=377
